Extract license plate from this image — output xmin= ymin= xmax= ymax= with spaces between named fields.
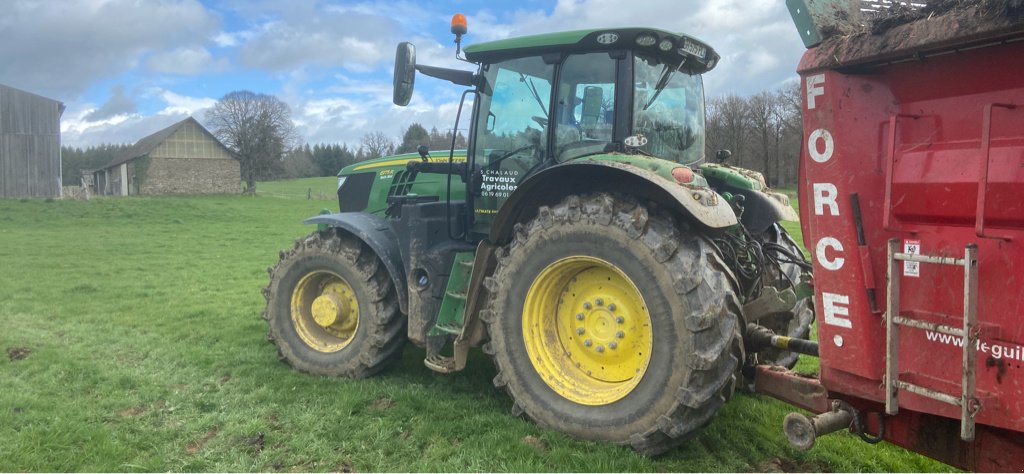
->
xmin=680 ymin=40 xmax=706 ymax=59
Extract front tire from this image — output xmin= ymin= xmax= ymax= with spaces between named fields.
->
xmin=262 ymin=230 xmax=405 ymax=378
xmin=482 ymin=194 xmax=743 ymax=455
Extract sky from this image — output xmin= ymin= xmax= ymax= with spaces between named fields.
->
xmin=0 ymin=0 xmax=807 ymax=149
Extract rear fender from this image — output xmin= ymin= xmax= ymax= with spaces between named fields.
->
xmin=304 ymin=213 xmax=408 ymax=314
xmin=699 ymin=162 xmax=799 ymax=234
xmin=488 ymin=161 xmax=737 ymax=246
xmin=735 ymin=189 xmax=800 ymax=235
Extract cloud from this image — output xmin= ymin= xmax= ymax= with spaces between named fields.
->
xmin=63 ymin=89 xmax=215 ymax=146
xmin=145 ymin=46 xmax=226 ymax=75
xmin=157 ymin=89 xmax=216 ymax=115
xmin=235 ymin=8 xmax=399 ymax=73
xmin=0 ymin=0 xmax=220 ymax=100
xmin=82 ymin=85 xmax=138 ymax=122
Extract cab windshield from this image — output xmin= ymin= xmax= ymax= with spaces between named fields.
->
xmin=632 ymin=54 xmax=705 ymax=164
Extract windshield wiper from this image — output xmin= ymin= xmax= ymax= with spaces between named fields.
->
xmin=520 ymin=73 xmax=549 ymax=119
xmin=642 ymin=62 xmax=683 ymax=111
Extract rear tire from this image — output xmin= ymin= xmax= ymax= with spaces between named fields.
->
xmin=482 ymin=194 xmax=743 ymax=455
xmin=262 ymin=230 xmax=405 ymax=378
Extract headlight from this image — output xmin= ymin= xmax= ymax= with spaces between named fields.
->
xmin=337 ymin=176 xmax=347 ymax=190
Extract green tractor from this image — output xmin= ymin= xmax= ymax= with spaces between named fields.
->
xmin=263 ymin=17 xmax=812 ymax=455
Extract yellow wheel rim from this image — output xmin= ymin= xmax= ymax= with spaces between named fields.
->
xmin=523 ymin=256 xmax=653 ymax=405
xmin=290 ymin=270 xmax=359 ymax=353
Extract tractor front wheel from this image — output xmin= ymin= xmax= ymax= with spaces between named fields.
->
xmin=482 ymin=194 xmax=743 ymax=455
xmin=262 ymin=231 xmax=405 ymax=377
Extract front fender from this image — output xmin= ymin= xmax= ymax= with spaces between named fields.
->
xmin=488 ymin=160 xmax=737 ymax=245
xmin=304 ymin=212 xmax=408 ymax=314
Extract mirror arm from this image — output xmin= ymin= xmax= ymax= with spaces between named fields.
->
xmin=415 ymin=64 xmax=476 ymax=87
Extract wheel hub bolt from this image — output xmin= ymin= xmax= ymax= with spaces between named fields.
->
xmin=609 ymin=341 xmax=618 ymax=350
xmin=595 ymin=345 xmax=605 ymax=353
xmin=576 ymin=327 xmax=585 ymax=335
xmin=616 ymin=316 xmax=624 ymax=324
xmin=595 ymin=298 xmax=604 ymax=306
xmin=576 ymin=313 xmax=585 ymax=321
xmin=607 ymin=303 xmax=616 ymax=312
xmin=616 ymin=331 xmax=625 ymax=339
xmin=583 ymin=302 xmax=592 ymax=310
xmin=583 ymin=339 xmax=593 ymax=347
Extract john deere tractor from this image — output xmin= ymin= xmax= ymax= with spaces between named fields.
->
xmin=262 ymin=16 xmax=812 ymax=455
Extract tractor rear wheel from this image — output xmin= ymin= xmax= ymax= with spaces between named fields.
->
xmin=481 ymin=194 xmax=743 ymax=455
xmin=754 ymin=224 xmax=814 ymax=368
xmin=262 ymin=230 xmax=405 ymax=377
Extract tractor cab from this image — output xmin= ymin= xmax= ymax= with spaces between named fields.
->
xmin=394 ymin=26 xmax=721 ymax=234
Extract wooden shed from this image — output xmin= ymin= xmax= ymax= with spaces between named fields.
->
xmin=94 ymin=117 xmax=240 ymax=196
xmin=0 ymin=84 xmax=64 ymax=198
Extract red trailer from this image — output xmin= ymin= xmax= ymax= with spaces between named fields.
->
xmin=761 ymin=2 xmax=1024 ymax=470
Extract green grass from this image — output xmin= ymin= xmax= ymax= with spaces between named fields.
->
xmin=0 ymin=178 xmax=951 ymax=472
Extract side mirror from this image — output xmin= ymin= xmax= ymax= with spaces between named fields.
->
xmin=393 ymin=42 xmax=416 ymax=106
xmin=715 ymin=149 xmax=732 ymax=164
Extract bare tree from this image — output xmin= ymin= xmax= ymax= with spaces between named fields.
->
xmin=705 ymin=94 xmax=750 ymax=168
xmin=361 ymin=131 xmax=395 ymax=158
xmin=747 ymin=91 xmax=784 ymax=186
xmin=205 ymin=91 xmax=299 ymax=194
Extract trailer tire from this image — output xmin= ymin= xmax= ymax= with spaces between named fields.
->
xmin=754 ymin=224 xmax=814 ymax=368
xmin=481 ymin=194 xmax=743 ymax=455
xmin=262 ymin=230 xmax=405 ymax=378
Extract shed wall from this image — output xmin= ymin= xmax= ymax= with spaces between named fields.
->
xmin=141 ymin=157 xmax=240 ymax=194
xmin=0 ymin=85 xmax=62 ymax=198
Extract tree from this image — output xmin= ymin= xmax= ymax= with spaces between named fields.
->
xmin=205 ymin=91 xmax=299 ymax=194
xmin=396 ymin=123 xmax=430 ymax=154
xmin=60 ymin=143 xmax=131 ymax=186
xmin=360 ymin=131 xmax=394 ymax=158
xmin=705 ymin=94 xmax=750 ymax=168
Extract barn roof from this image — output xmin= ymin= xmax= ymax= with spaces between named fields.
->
xmin=103 ymin=116 xmax=232 ymax=170
xmin=0 ymin=83 xmax=65 ymax=114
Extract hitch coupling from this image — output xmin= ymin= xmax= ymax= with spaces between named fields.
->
xmin=783 ymin=400 xmax=854 ymax=450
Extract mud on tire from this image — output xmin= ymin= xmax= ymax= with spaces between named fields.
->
xmin=481 ymin=193 xmax=744 ymax=455
xmin=262 ymin=230 xmax=405 ymax=378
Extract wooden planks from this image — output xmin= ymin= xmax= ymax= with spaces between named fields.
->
xmin=0 ymin=84 xmax=62 ymax=198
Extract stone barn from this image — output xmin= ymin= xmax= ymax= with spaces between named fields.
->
xmin=95 ymin=117 xmax=239 ymax=195
xmin=0 ymin=84 xmax=64 ymax=198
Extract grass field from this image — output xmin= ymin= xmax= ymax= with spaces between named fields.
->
xmin=0 ymin=178 xmax=951 ymax=472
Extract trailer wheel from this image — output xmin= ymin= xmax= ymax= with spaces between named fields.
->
xmin=754 ymin=224 xmax=814 ymax=368
xmin=482 ymin=194 xmax=743 ymax=455
xmin=262 ymin=230 xmax=405 ymax=377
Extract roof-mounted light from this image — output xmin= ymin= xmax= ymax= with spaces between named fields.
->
xmin=635 ymin=33 xmax=657 ymax=47
xmin=596 ymin=32 xmax=619 ymax=45
xmin=658 ymin=38 xmax=674 ymax=52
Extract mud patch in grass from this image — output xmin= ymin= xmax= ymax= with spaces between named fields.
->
xmin=7 ymin=347 xmax=31 ymax=361
xmin=186 ymin=427 xmax=221 ymax=454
